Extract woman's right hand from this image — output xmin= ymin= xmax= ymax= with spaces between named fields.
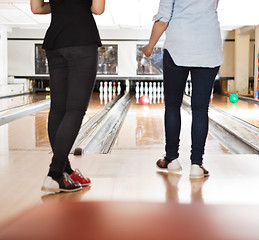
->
xmin=142 ymin=44 xmax=154 ymax=58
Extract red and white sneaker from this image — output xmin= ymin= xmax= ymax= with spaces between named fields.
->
xmin=70 ymin=169 xmax=91 ymax=187
xmin=41 ymin=172 xmax=82 ymax=193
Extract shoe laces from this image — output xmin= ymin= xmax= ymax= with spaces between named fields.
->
xmin=63 ymin=172 xmax=75 ymax=184
xmin=74 ymin=169 xmax=86 ymax=179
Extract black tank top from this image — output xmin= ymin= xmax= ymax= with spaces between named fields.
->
xmin=43 ymin=0 xmax=102 ymax=50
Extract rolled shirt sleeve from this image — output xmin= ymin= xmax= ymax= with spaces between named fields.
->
xmin=153 ymin=0 xmax=175 ymax=22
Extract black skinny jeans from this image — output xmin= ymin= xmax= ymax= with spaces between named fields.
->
xmin=46 ymin=45 xmax=98 ymax=177
xmin=163 ymin=49 xmax=219 ymax=165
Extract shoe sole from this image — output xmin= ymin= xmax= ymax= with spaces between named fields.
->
xmin=41 ymin=186 xmax=82 ymax=193
xmin=189 ymin=173 xmax=209 ymax=179
xmin=157 ymin=165 xmax=182 ymax=172
xmin=59 ymin=187 xmax=82 ymax=192
xmin=81 ymin=183 xmax=91 ymax=187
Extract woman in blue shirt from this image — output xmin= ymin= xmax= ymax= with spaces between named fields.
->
xmin=143 ymin=0 xmax=223 ymax=178
xmin=31 ymin=0 xmax=105 ymax=193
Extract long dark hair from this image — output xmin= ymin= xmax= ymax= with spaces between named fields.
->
xmin=52 ymin=0 xmax=64 ymax=3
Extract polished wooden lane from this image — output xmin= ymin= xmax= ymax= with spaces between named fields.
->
xmin=0 ymin=93 xmax=105 ymax=152
xmin=210 ymin=93 xmax=259 ymax=127
xmin=0 ymin=93 xmax=258 ymax=239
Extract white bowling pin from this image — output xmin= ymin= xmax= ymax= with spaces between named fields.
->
xmin=161 ymin=82 xmax=164 ymax=94
xmin=157 ymin=82 xmax=161 ymax=103
xmin=99 ymin=81 xmax=103 ymax=94
xmin=157 ymin=82 xmax=161 ymax=94
xmin=149 ymin=82 xmax=153 ymax=94
xmin=153 ymin=82 xmax=156 ymax=94
xmin=135 ymin=82 xmax=139 ymax=94
xmin=144 ymin=82 xmax=148 ymax=96
xmin=153 ymin=82 xmax=156 ymax=104
xmin=117 ymin=82 xmax=121 ymax=95
xmin=104 ymin=81 xmax=108 ymax=94
xmin=108 ymin=81 xmax=112 ymax=94
xmin=140 ymin=82 xmax=144 ymax=97
xmin=149 ymin=91 xmax=153 ymax=104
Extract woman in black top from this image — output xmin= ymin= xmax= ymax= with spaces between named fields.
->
xmin=31 ymin=0 xmax=105 ymax=193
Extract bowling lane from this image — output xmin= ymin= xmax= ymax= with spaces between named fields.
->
xmin=0 ymin=93 xmax=105 ymax=152
xmin=113 ymin=97 xmax=230 ymax=153
xmin=210 ymin=93 xmax=259 ymax=127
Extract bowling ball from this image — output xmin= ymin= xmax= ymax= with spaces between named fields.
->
xmin=139 ymin=95 xmax=149 ymax=105
xmin=229 ymin=93 xmax=238 ymax=103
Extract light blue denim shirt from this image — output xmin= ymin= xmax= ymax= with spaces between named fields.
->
xmin=154 ymin=0 xmax=224 ymax=67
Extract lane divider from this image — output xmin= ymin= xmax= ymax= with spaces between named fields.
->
xmin=72 ymin=92 xmax=133 ymax=155
xmin=0 ymin=99 xmax=50 ymax=126
xmin=182 ymin=95 xmax=259 ymax=154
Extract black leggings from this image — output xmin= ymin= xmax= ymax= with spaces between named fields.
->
xmin=46 ymin=45 xmax=98 ymax=177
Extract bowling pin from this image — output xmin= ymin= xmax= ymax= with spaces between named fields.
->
xmin=153 ymin=82 xmax=156 ymax=104
xmin=157 ymin=82 xmax=161 ymax=94
xmin=117 ymin=82 xmax=121 ymax=95
xmin=149 ymin=82 xmax=153 ymax=94
xmin=144 ymin=82 xmax=148 ymax=96
xmin=104 ymin=81 xmax=108 ymax=94
xmin=148 ymin=92 xmax=153 ymax=104
xmin=135 ymin=82 xmax=139 ymax=94
xmin=161 ymin=82 xmax=164 ymax=100
xmin=161 ymin=82 xmax=164 ymax=95
xmin=153 ymin=82 xmax=156 ymax=94
xmin=157 ymin=82 xmax=161 ymax=103
xmin=157 ymin=90 xmax=160 ymax=103
xmin=108 ymin=81 xmax=112 ymax=94
xmin=99 ymin=81 xmax=103 ymax=94
xmin=140 ymin=82 xmax=144 ymax=97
